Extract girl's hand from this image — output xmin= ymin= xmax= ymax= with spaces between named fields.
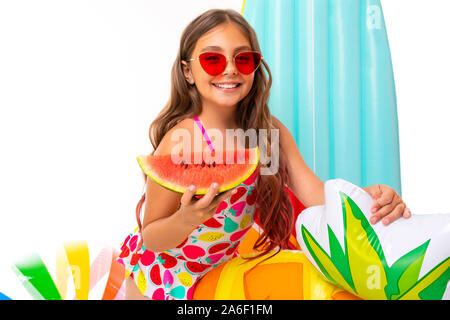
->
xmin=178 ymin=183 xmax=236 ymax=227
xmin=363 ymin=184 xmax=411 ymax=226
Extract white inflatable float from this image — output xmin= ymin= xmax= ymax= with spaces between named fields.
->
xmin=295 ymin=179 xmax=450 ymax=300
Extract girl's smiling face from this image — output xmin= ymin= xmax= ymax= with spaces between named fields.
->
xmin=182 ymin=22 xmax=255 ymax=110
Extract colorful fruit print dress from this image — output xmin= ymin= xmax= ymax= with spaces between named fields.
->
xmin=117 ymin=117 xmax=260 ymax=300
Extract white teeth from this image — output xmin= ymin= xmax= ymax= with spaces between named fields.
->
xmin=214 ymin=83 xmax=239 ymax=89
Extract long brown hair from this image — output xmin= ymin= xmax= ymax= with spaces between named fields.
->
xmin=136 ymin=9 xmax=295 ymax=259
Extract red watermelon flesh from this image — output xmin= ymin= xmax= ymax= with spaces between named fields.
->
xmin=137 ymin=148 xmax=259 ymax=195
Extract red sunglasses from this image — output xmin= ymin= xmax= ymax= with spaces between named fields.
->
xmin=187 ymin=51 xmax=263 ymax=76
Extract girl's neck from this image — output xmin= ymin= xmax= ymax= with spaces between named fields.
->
xmin=196 ymin=103 xmax=248 ymax=151
xmin=197 ymin=103 xmax=239 ymax=131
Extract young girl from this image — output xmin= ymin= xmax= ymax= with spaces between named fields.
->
xmin=118 ymin=9 xmax=411 ymax=300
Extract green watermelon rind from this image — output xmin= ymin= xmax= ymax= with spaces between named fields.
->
xmin=136 ymin=147 xmax=259 ymax=195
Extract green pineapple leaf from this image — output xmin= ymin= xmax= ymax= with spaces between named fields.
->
xmin=398 ymin=257 xmax=450 ymax=300
xmin=327 ymin=225 xmax=355 ymax=292
xmin=386 ymin=240 xmax=430 ymax=299
xmin=341 ymin=192 xmax=389 ymax=299
xmin=301 ymin=225 xmax=355 ymax=294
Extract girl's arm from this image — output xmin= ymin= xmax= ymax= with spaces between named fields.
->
xmin=140 ymin=179 xmax=196 ymax=252
xmin=271 ymin=116 xmax=325 ymax=207
xmin=272 ymin=116 xmax=411 ymax=225
xmin=139 ymin=120 xmax=234 ymax=252
xmin=139 ymin=124 xmax=192 ymax=252
xmin=141 ymin=178 xmax=233 ymax=252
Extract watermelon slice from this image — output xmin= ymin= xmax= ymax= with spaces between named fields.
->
xmin=137 ymin=148 xmax=259 ymax=195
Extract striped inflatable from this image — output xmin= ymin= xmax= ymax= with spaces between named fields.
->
xmin=5 ymin=240 xmax=125 ymax=300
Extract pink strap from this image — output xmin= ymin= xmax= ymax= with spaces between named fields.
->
xmin=193 ymin=116 xmax=215 ymax=152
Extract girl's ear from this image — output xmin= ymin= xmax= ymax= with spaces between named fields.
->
xmin=181 ymin=61 xmax=195 ymax=85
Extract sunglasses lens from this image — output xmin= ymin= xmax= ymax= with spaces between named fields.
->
xmin=197 ymin=52 xmax=262 ymax=76
xmin=198 ymin=52 xmax=226 ymax=76
xmin=235 ymin=52 xmax=261 ymax=75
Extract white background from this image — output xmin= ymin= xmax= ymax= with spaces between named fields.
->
xmin=0 ymin=0 xmax=449 ymax=263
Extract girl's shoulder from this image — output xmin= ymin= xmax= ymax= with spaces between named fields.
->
xmin=154 ymin=118 xmax=198 ymax=156
xmin=271 ymin=115 xmax=292 ymax=140
xmin=270 ymin=115 xmax=284 ymax=130
xmin=270 ymin=115 xmax=297 ymax=156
